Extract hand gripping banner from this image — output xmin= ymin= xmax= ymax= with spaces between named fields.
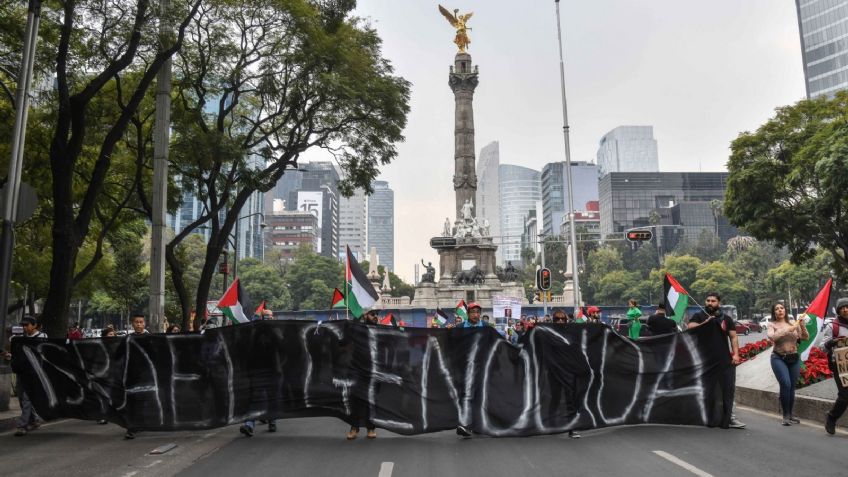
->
xmin=11 ymin=321 xmax=731 ymax=436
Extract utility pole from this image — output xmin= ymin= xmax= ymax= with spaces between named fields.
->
xmin=554 ymin=0 xmax=581 ymax=310
xmin=149 ymin=0 xmax=173 ymax=332
xmin=0 ymin=0 xmax=41 ymax=353
xmin=540 ymin=237 xmax=548 ymax=316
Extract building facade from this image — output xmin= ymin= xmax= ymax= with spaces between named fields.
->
xmin=274 ymin=161 xmax=341 ymax=259
xmin=541 ymin=161 xmax=599 ymax=237
xmin=596 ymin=126 xmax=659 ymax=177
xmin=796 ymin=0 xmax=848 ymax=98
xmin=475 ymin=141 xmax=501 ymax=240
xmin=498 ymin=165 xmax=541 ymax=265
xmin=338 ymin=189 xmax=368 ymax=262
xmin=265 ymin=211 xmax=319 ymax=261
xmin=367 ymin=180 xmax=394 ymax=272
xmin=598 ymin=172 xmax=736 ymax=250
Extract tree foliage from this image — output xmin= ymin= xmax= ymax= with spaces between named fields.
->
xmin=726 ymin=91 xmax=848 ymax=280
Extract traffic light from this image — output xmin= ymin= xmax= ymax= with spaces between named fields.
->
xmin=625 ymin=229 xmax=653 ymax=242
xmin=537 ymin=267 xmax=552 ymax=291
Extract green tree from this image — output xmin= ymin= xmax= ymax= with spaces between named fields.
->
xmin=690 ymin=261 xmax=749 ymax=309
xmin=629 ymin=243 xmax=658 ymax=278
xmin=674 ymin=230 xmax=725 ymax=262
xmin=283 ymin=246 xmax=343 ymax=311
xmin=726 ymin=91 xmax=848 ymax=280
xmin=594 ymin=270 xmax=641 ymax=306
xmin=237 ymin=258 xmax=290 ymax=312
xmin=157 ymin=0 xmax=410 ymax=326
xmin=104 ymin=225 xmax=149 ymax=322
xmin=662 ymin=255 xmax=702 ymax=288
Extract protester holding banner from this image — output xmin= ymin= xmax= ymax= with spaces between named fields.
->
xmin=4 ymin=315 xmax=47 ymax=437
xmin=688 ymin=292 xmax=745 ymax=429
xmin=821 ymin=297 xmax=848 ymax=435
xmin=240 ymin=309 xmax=279 ymax=437
xmin=767 ymin=302 xmax=808 ymax=426
xmin=647 ymin=303 xmax=678 ymax=335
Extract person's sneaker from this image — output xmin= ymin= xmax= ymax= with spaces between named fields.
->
xmin=14 ymin=427 xmax=26 ymax=437
xmin=366 ymin=428 xmax=377 ymax=439
xmin=728 ymin=418 xmax=746 ymax=429
xmin=456 ymin=425 xmax=472 ymax=438
xmin=97 ymin=419 xmax=108 ymax=425
xmin=825 ymin=413 xmax=836 ymax=435
xmin=239 ymin=424 xmax=253 ymax=437
xmin=789 ymin=416 xmax=801 ymax=424
xmin=268 ymin=422 xmax=277 ymax=433
xmin=124 ymin=430 xmax=135 ymax=440
xmin=782 ymin=417 xmax=791 ymax=426
xmin=346 ymin=427 xmax=359 ymax=440
xmin=569 ymin=430 xmax=581 ymax=439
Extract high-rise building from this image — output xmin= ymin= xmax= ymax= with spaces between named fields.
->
xmin=520 ymin=200 xmax=544 ymax=264
xmin=475 ymin=141 xmax=500 ymax=240
xmin=275 ymin=161 xmax=341 ymax=259
xmin=367 ymin=180 xmax=394 ymax=272
xmin=796 ymin=0 xmax=848 ymax=98
xmin=339 ymin=189 xmax=368 ymax=261
xmin=598 ymin=172 xmax=737 ymax=252
xmin=498 ymin=165 xmax=541 ymax=265
xmin=265 ymin=210 xmax=319 ymax=261
xmin=540 ymin=161 xmax=599 ymax=236
xmin=596 ymin=126 xmax=659 ymax=177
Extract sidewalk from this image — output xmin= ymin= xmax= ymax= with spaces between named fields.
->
xmin=0 ymin=396 xmax=20 ymax=432
xmin=735 ymin=351 xmax=844 ymax=430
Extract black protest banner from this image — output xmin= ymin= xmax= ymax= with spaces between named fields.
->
xmin=11 ymin=320 xmax=731 ymax=436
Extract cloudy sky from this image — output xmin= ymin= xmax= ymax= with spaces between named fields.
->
xmin=338 ymin=0 xmax=806 ymax=282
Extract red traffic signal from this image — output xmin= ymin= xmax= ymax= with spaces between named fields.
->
xmin=625 ymin=229 xmax=653 ymax=242
xmin=537 ymin=267 xmax=552 ymax=291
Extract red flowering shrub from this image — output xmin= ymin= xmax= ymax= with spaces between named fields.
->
xmin=797 ymin=347 xmax=833 ymax=388
xmin=738 ymin=339 xmax=773 ymax=363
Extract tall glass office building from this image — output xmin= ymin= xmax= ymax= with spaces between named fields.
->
xmin=796 ymin=0 xmax=848 ymax=98
xmin=498 ymin=165 xmax=541 ymax=265
xmin=596 ymin=126 xmax=659 ymax=177
xmin=540 ymin=161 xmax=599 ymax=236
xmin=367 ymin=181 xmax=394 ymax=272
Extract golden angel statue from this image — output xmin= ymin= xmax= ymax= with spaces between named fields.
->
xmin=438 ymin=5 xmax=473 ymax=53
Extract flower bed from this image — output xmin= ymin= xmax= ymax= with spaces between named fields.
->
xmin=797 ymin=347 xmax=833 ymax=388
xmin=738 ymin=338 xmax=772 ymax=363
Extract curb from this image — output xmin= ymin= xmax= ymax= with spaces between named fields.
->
xmin=736 ymin=385 xmax=847 ymax=430
xmin=0 ymin=415 xmax=19 ymax=433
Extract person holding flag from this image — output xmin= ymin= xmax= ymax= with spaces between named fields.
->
xmin=688 ymin=292 xmax=745 ymax=429
xmin=821 ymin=297 xmax=848 ymax=435
xmin=766 ymin=302 xmax=808 ymax=426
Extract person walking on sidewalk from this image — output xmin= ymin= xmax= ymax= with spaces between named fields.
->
xmin=767 ymin=302 xmax=808 ymax=426
xmin=3 ymin=315 xmax=47 ymax=436
xmin=821 ymin=297 xmax=848 ymax=435
xmin=688 ymin=292 xmax=746 ymax=429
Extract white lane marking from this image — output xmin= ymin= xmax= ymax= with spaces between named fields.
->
xmin=143 ymin=459 xmax=163 ymax=468
xmin=121 ymin=472 xmax=138 ymax=477
xmin=653 ymin=450 xmax=713 ymax=477
xmin=378 ymin=461 xmax=394 ymax=477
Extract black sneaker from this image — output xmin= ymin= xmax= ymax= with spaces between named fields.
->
xmin=456 ymin=425 xmax=472 ymax=438
xmin=268 ymin=422 xmax=277 ymax=433
xmin=14 ymin=427 xmax=26 ymax=437
xmin=240 ymin=424 xmax=253 ymax=437
xmin=124 ymin=430 xmax=135 ymax=440
xmin=825 ymin=413 xmax=836 ymax=435
xmin=569 ymin=430 xmax=581 ymax=439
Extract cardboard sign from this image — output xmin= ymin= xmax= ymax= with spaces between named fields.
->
xmin=834 ymin=345 xmax=848 ymax=387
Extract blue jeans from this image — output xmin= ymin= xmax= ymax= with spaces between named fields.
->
xmin=770 ymin=353 xmax=801 ymax=417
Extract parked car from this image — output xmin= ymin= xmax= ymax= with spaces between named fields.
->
xmin=734 ymin=321 xmax=752 ymax=335
xmin=738 ymin=319 xmax=762 ymax=333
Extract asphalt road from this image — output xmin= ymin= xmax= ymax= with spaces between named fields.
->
xmin=1 ymin=407 xmax=843 ymax=477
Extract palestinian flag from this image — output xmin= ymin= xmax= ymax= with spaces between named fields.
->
xmin=254 ymin=300 xmax=266 ymax=317
xmin=345 ymin=246 xmax=378 ymax=318
xmin=455 ymin=299 xmax=468 ymax=322
xmin=434 ymin=309 xmax=449 ymax=326
xmin=218 ymin=278 xmax=252 ymax=325
xmin=380 ymin=313 xmax=396 ymax=326
xmin=331 ymin=288 xmax=345 ymax=309
xmin=664 ymin=273 xmax=690 ymax=323
xmin=799 ymin=278 xmax=833 ymax=361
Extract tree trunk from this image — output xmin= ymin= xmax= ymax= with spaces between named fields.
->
xmin=166 ymin=242 xmax=192 ymax=329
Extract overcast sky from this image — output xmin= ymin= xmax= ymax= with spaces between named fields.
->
xmin=337 ymin=0 xmax=806 ymax=282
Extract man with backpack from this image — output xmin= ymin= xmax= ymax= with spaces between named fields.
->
xmin=821 ymin=297 xmax=848 ymax=435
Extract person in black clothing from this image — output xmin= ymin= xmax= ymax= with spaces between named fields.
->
xmin=687 ymin=292 xmax=745 ymax=429
xmin=647 ymin=303 xmax=678 ymax=335
xmin=821 ymin=297 xmax=848 ymax=435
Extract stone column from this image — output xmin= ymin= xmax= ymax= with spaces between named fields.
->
xmin=449 ymin=52 xmax=479 ymax=220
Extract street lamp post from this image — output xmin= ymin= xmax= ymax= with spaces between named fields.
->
xmin=232 ymin=212 xmax=265 ymax=279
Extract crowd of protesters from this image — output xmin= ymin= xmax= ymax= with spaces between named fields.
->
xmin=4 ymin=292 xmax=848 ymax=440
